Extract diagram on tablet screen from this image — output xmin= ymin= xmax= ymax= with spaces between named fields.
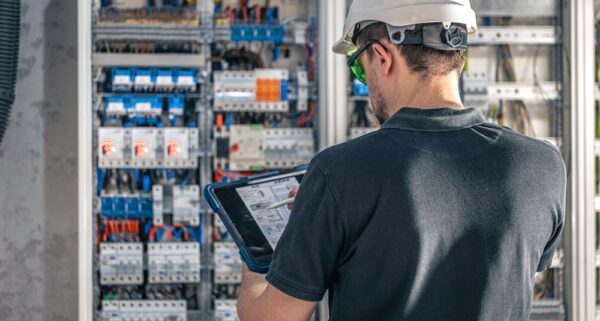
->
xmin=236 ymin=177 xmax=300 ymax=249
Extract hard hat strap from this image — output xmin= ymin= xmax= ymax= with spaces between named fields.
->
xmin=387 ymin=23 xmax=468 ymax=51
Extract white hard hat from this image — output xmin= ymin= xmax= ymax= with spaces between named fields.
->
xmin=333 ymin=0 xmax=478 ymax=55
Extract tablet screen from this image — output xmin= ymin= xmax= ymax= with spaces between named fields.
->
xmin=213 ymin=171 xmax=304 ymax=264
xmin=235 ymin=176 xmax=299 ymax=249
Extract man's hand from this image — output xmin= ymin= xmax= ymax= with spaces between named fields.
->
xmin=287 ymin=187 xmax=299 ymax=210
xmin=237 ymin=266 xmax=317 ymax=321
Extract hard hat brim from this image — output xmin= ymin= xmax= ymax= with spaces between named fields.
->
xmin=332 ymin=37 xmax=357 ymax=56
xmin=331 ymin=2 xmax=478 ymax=55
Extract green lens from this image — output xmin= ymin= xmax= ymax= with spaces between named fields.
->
xmin=350 ymin=59 xmax=367 ymax=85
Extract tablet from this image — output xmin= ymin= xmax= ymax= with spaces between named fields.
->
xmin=204 ymin=165 xmax=308 ymax=273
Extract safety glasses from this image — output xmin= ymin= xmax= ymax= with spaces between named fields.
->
xmin=346 ymin=40 xmax=383 ymax=85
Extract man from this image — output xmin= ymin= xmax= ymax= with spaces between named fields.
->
xmin=236 ymin=1 xmax=566 ymax=320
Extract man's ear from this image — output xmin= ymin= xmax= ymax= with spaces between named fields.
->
xmin=371 ymin=42 xmax=393 ymax=76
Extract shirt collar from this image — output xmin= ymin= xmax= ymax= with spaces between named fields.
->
xmin=381 ymin=107 xmax=486 ymax=132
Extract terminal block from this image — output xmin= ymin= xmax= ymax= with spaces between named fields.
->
xmin=214 ymin=242 xmax=243 ymax=285
xmin=101 ymin=195 xmax=153 ymax=219
xmin=214 ymin=299 xmax=240 ymax=321
xmin=148 ymin=242 xmax=201 ymax=284
xmin=214 ymin=69 xmax=289 ymax=112
xmin=230 ymin=24 xmax=285 ymax=43
xmin=101 ymin=300 xmax=187 ymax=321
xmin=98 ymin=128 xmax=198 ymax=169
xmin=99 ymin=242 xmax=144 ymax=285
xmin=152 ymin=185 xmax=201 ymax=226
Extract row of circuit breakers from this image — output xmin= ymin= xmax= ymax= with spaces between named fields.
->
xmin=99 ymin=69 xmax=314 ymax=170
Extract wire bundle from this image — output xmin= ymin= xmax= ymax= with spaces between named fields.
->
xmin=0 ymin=0 xmax=21 ymax=146
xmin=492 ymin=17 xmax=536 ymax=137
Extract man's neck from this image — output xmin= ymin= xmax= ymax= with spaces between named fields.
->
xmin=389 ymin=74 xmax=464 ymax=114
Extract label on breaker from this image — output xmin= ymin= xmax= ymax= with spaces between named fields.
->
xmin=156 ymin=76 xmax=174 ymax=86
xmin=135 ymin=102 xmax=152 ymax=112
xmin=135 ymin=75 xmax=153 ymax=86
xmin=113 ymin=75 xmax=132 ymax=86
xmin=107 ymin=101 xmax=126 ymax=113
xmin=177 ymin=76 xmax=195 ymax=86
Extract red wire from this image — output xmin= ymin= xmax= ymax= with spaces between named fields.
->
xmin=103 ymin=220 xmax=110 ymax=242
xmin=216 ymin=168 xmax=244 ymax=178
xmin=256 ymin=5 xmax=262 ymax=24
xmin=241 ymin=0 xmax=248 ymax=23
xmin=226 ymin=6 xmax=234 ymax=24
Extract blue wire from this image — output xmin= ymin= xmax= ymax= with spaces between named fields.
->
xmin=197 ymin=224 xmax=202 ymax=244
xmin=144 ymin=221 xmax=153 ymax=237
xmin=225 ymin=113 xmax=233 ymax=129
xmin=186 ymin=227 xmax=196 ymax=242
xmin=173 ymin=228 xmax=184 ymax=241
xmin=97 ymin=168 xmax=106 ymax=196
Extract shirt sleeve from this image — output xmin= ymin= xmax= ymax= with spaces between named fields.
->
xmin=266 ymin=161 xmax=344 ymax=302
xmin=537 ymin=157 xmax=566 ymax=272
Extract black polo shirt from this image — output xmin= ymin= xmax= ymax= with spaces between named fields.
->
xmin=266 ymin=107 xmax=565 ymax=321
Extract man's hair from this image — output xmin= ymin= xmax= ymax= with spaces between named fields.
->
xmin=355 ymin=22 xmax=465 ymax=80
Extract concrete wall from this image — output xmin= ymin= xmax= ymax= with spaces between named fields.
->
xmin=0 ymin=0 xmax=78 ymax=320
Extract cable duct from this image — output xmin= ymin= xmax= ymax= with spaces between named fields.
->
xmin=0 ymin=0 xmax=21 ymax=146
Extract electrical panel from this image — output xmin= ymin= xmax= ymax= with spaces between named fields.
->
xmin=89 ymin=0 xmax=319 ymax=320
